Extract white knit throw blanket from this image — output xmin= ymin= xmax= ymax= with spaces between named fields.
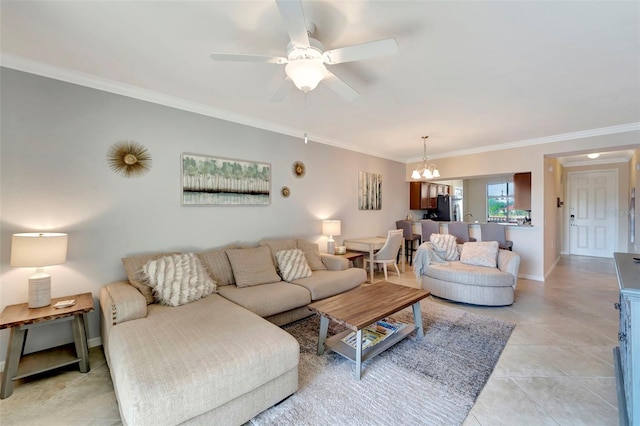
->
xmin=413 ymin=242 xmax=449 ymax=282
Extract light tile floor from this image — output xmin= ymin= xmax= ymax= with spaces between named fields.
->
xmin=0 ymin=255 xmax=620 ymax=425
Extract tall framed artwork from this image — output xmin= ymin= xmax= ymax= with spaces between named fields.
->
xmin=630 ymin=187 xmax=636 ymax=244
xmin=358 ymin=171 xmax=382 ymax=210
xmin=181 ymin=153 xmax=271 ymax=206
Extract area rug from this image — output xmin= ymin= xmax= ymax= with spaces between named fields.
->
xmin=251 ymin=299 xmax=515 ymax=426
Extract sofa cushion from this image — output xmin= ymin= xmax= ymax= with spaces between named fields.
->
xmin=141 ymin=253 xmax=216 ymax=306
xmin=197 ymin=244 xmax=239 ymax=286
xmin=460 ymin=241 xmax=499 ymax=268
xmin=217 ymin=282 xmax=311 ymax=317
xmin=107 ymin=294 xmax=299 ymax=426
xmin=296 ymin=240 xmax=327 ymax=271
xmin=291 ymin=268 xmax=365 ymax=300
xmin=424 ymin=261 xmax=514 ymax=287
xmin=122 ymin=251 xmax=178 ymax=304
xmin=276 ymin=249 xmax=313 ymax=282
xmin=430 ymin=234 xmax=459 ymax=261
xmin=225 ymin=246 xmax=281 ymax=288
xmin=259 ymin=238 xmax=297 ymax=270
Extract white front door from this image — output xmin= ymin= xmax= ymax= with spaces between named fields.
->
xmin=568 ymin=170 xmax=618 ymax=257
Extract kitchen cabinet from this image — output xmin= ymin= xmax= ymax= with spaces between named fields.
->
xmin=409 ymin=182 xmax=437 ymax=209
xmin=514 ymin=172 xmax=531 ymax=211
xmin=437 ymin=184 xmax=450 ymax=195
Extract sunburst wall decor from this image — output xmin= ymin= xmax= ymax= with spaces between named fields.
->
xmin=292 ymin=161 xmax=305 ymax=178
xmin=107 ymin=141 xmax=152 ymax=178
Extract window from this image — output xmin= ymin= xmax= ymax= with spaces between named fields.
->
xmin=486 ymin=181 xmax=528 ymax=223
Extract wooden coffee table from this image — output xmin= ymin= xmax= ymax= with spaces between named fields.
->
xmin=308 ymin=282 xmax=430 ymax=379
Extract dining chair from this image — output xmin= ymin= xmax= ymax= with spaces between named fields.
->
xmin=446 ymin=222 xmax=477 ymax=244
xmin=395 ymin=220 xmax=421 ymax=266
xmin=420 ymin=220 xmax=441 ymax=242
xmin=363 ymin=229 xmax=404 ymax=281
xmin=480 ymin=223 xmax=513 ymax=251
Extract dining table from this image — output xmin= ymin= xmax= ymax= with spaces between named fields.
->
xmin=343 ymin=236 xmax=405 ymax=283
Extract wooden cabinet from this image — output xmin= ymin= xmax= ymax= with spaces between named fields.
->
xmin=513 ymin=172 xmax=531 ymax=211
xmin=409 ymin=182 xmax=437 ymax=209
xmin=437 ymin=184 xmax=450 ymax=196
xmin=613 ymin=253 xmax=640 ymax=426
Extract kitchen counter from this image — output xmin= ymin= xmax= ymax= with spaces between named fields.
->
xmin=411 ymin=220 xmax=533 ymax=227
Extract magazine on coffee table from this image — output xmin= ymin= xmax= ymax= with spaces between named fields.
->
xmin=341 ymin=317 xmax=408 ymax=349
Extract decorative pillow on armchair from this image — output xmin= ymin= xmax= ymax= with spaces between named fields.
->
xmin=460 ymin=241 xmax=499 ymax=268
xmin=429 ymin=233 xmax=459 ymax=261
xmin=140 ymin=253 xmax=217 ymax=306
xmin=276 ymin=249 xmax=313 ymax=282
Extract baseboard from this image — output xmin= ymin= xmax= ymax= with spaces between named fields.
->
xmin=0 ymin=337 xmax=103 ymax=373
xmin=88 ymin=336 xmax=103 ymax=348
xmin=519 ymin=273 xmax=545 ymax=282
xmin=544 ymin=256 xmax=561 ymax=280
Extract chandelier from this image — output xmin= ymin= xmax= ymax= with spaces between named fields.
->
xmin=411 ymin=136 xmax=440 ymax=179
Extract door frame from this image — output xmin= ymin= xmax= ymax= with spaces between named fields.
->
xmin=565 ymin=169 xmax=619 ymax=257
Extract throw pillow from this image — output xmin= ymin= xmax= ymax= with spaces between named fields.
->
xmin=225 ymin=246 xmax=282 ymax=288
xmin=122 ymin=251 xmax=178 ymax=304
xmin=258 ymin=239 xmax=297 ymax=271
xmin=276 ymin=249 xmax=313 ymax=282
xmin=197 ymin=244 xmax=240 ymax=286
xmin=430 ymin=233 xmax=459 ymax=261
xmin=460 ymin=241 xmax=500 ymax=268
xmin=140 ymin=253 xmax=217 ymax=307
xmin=296 ymin=239 xmax=328 ymax=271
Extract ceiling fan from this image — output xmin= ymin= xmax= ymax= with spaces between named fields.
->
xmin=210 ymin=0 xmax=398 ymax=101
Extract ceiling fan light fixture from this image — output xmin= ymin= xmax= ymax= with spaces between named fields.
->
xmin=285 ymin=58 xmax=327 ymax=93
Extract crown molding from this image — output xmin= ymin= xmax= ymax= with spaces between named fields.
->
xmin=406 ymin=122 xmax=640 ymax=163
xmin=2 ymin=53 xmax=634 ymax=165
xmin=557 ymin=150 xmax=634 ymax=167
xmin=0 ymin=54 xmax=405 ymax=162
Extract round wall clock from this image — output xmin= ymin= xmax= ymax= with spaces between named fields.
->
xmin=292 ymin=161 xmax=305 ymax=178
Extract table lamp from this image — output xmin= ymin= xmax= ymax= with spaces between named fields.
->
xmin=322 ymin=220 xmax=341 ymax=255
xmin=10 ymin=233 xmax=68 ymax=308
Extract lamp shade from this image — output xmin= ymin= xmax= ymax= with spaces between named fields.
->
xmin=322 ymin=220 xmax=341 ymax=237
xmin=285 ymin=58 xmax=327 ymax=93
xmin=10 ymin=233 xmax=68 ymax=267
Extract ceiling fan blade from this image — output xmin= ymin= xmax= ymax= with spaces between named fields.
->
xmin=210 ymin=53 xmax=287 ymax=64
xmin=276 ymin=0 xmax=310 ymax=49
xmin=322 ymin=71 xmax=359 ymax=101
xmin=323 ymin=38 xmax=398 ymax=65
xmin=270 ymin=77 xmax=293 ymax=102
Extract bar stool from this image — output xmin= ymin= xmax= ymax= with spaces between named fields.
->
xmin=446 ymin=222 xmax=477 ymax=244
xmin=420 ymin=220 xmax=441 ymax=242
xmin=395 ymin=220 xmax=421 ymax=266
xmin=480 ymin=223 xmax=513 ymax=251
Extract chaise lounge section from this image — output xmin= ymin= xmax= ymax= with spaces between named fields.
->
xmin=100 ymin=238 xmax=366 ymax=425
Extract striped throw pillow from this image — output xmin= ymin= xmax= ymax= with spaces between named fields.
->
xmin=276 ymin=249 xmax=313 ymax=282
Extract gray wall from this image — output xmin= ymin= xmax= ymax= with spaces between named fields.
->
xmin=0 ymin=68 xmax=408 ymax=363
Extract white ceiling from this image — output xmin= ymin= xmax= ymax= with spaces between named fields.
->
xmin=1 ymin=1 xmax=639 ymax=163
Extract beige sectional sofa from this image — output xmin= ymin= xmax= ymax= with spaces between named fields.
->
xmin=100 ymin=238 xmax=366 ymax=426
